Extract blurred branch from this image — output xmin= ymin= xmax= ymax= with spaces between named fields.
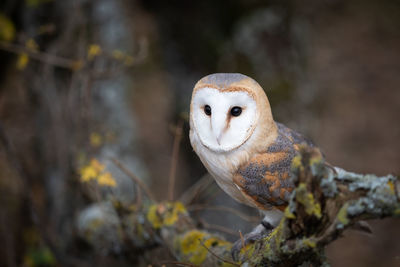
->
xmin=179 ymin=174 xmax=214 ymax=205
xmin=0 ymin=40 xmax=79 ymax=69
xmin=111 ymin=157 xmax=157 ymax=202
xmin=168 ymin=119 xmax=184 ymax=201
xmin=187 ymin=205 xmax=259 ymax=223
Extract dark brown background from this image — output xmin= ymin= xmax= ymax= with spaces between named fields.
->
xmin=0 ymin=0 xmax=399 ymax=266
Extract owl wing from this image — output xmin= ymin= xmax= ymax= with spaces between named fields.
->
xmin=233 ymin=122 xmax=316 ymax=211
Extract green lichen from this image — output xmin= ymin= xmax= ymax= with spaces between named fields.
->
xmin=309 ymin=155 xmax=323 ymax=166
xmin=146 ymin=202 xmax=187 ymax=229
xmin=337 ymin=203 xmax=349 ymax=227
xmin=291 ymin=155 xmax=303 ymax=171
xmin=302 ymin=238 xmax=316 ymax=248
xmin=238 ymin=221 xmax=286 ymax=264
xmin=387 ymin=181 xmax=395 ymax=194
xmin=394 ymin=208 xmax=400 ymax=216
xmin=239 ymin=240 xmax=257 ymax=261
xmin=295 ymin=183 xmax=322 ymax=218
xmin=284 ymin=206 xmax=296 ymax=219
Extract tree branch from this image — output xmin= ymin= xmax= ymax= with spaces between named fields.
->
xmin=77 ymin=146 xmax=399 ymax=266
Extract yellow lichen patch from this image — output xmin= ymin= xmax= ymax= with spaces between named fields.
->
xmin=394 ymin=208 xmax=400 ymax=216
xmin=90 ymin=132 xmax=103 ymax=148
xmin=97 ymin=172 xmax=116 ymax=187
xmin=295 ymin=183 xmax=322 ymax=218
xmin=26 ymin=0 xmax=53 ymax=7
xmin=26 ymin=38 xmax=39 ymax=52
xmin=87 ymin=44 xmax=102 ymax=60
xmin=291 ymin=155 xmax=303 ymax=171
xmin=203 ymin=237 xmax=231 ymax=250
xmin=309 ymin=154 xmax=323 ymax=167
xmin=80 ymin=159 xmax=104 ymax=182
xmin=146 ymin=202 xmax=187 ymax=229
xmin=302 ymin=238 xmax=316 ymax=248
xmin=112 ymin=50 xmax=125 ymax=60
xmin=164 ymin=202 xmax=186 ymax=226
xmin=16 ymin=53 xmax=29 ymax=70
xmin=71 ymin=60 xmax=83 ymax=71
xmin=337 ymin=203 xmax=349 ymax=225
xmin=124 ymin=55 xmax=134 ymax=66
xmin=146 ymin=204 xmax=163 ymax=229
xmin=180 ymin=230 xmax=208 ymax=264
xmin=284 ymin=206 xmax=296 ymax=219
xmin=241 ymin=219 xmax=285 ymax=261
xmin=221 ymin=262 xmax=238 ymax=267
xmin=179 ymin=230 xmax=231 ymax=265
xmin=79 ymin=159 xmax=116 ymax=187
xmin=0 ymin=14 xmax=15 ymax=42
xmin=387 ymin=181 xmax=395 ymax=194
xmin=181 ymin=230 xmax=207 ymax=254
xmin=239 ymin=241 xmax=257 ymax=260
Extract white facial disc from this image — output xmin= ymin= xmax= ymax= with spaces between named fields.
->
xmin=192 ymin=87 xmax=257 ymax=152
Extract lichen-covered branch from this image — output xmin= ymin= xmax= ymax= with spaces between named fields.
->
xmin=237 ymin=147 xmax=400 ymax=266
xmin=77 ymin=147 xmax=399 ymax=266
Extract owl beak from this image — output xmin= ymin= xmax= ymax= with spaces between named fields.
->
xmin=216 ymin=134 xmax=222 ymax=145
xmin=211 ymin=113 xmax=226 ymax=146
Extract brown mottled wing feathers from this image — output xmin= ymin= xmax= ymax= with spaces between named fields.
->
xmin=233 ymin=123 xmax=315 ymax=211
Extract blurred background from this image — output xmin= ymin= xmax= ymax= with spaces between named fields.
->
xmin=0 ymin=0 xmax=399 ymax=266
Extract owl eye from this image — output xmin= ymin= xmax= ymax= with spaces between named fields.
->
xmin=204 ymin=105 xmax=212 ymax=116
xmin=230 ymin=106 xmax=242 ymax=117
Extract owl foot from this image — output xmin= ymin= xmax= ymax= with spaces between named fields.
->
xmin=231 ymin=223 xmax=273 ymax=262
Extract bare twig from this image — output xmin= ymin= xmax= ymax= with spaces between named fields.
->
xmin=168 ymin=120 xmax=184 ymax=201
xmin=198 ymin=219 xmax=239 ymax=237
xmin=111 ymin=158 xmax=156 ymax=202
xmin=187 ymin=205 xmax=259 ymax=223
xmin=239 ymin=231 xmax=244 ymax=249
xmin=0 ymin=40 xmax=79 ymax=69
xmin=179 ymin=174 xmax=214 ymax=205
xmin=198 ymin=239 xmax=240 ymax=267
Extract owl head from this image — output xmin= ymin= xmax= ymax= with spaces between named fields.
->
xmin=190 ymin=73 xmax=275 ymax=153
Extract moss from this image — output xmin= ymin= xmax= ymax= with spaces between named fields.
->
xmin=295 ymin=183 xmax=322 ymax=219
xmin=146 ymin=202 xmax=187 ymax=229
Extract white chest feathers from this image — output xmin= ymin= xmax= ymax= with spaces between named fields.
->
xmin=190 ymin=129 xmax=252 ymax=204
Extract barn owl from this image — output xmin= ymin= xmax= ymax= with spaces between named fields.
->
xmin=189 ymin=73 xmax=317 ymax=260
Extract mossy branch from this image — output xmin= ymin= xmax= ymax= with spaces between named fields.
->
xmin=77 ymin=147 xmax=399 ymax=266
